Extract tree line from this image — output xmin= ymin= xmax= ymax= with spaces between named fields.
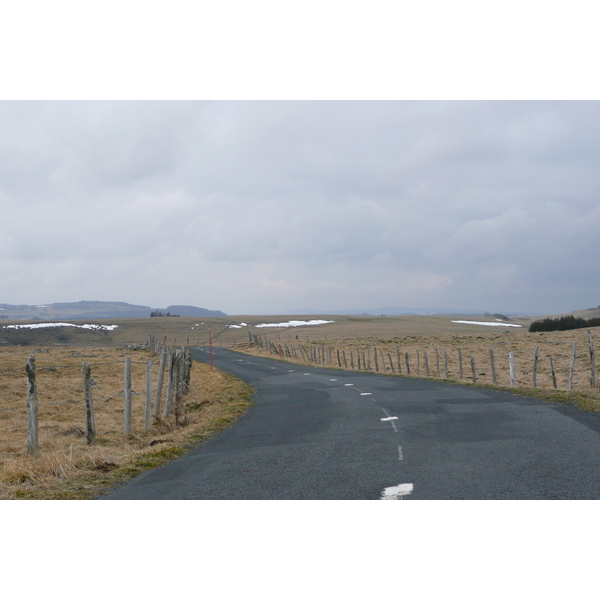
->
xmin=529 ymin=315 xmax=600 ymax=333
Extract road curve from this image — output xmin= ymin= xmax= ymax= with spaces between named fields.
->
xmin=101 ymin=347 xmax=600 ymax=499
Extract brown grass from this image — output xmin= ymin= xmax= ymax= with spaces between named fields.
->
xmin=0 ymin=345 xmax=253 ymax=499
xmin=235 ymin=324 xmax=600 ymax=414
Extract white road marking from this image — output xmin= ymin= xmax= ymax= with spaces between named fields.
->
xmin=289 ymin=370 xmax=295 ymax=372
xmin=344 ymin=384 xmax=354 ymax=387
xmin=304 ymin=373 xmax=310 ymax=375
xmin=360 ymin=392 xmax=372 ymax=396
xmin=380 ymin=416 xmax=398 ymax=422
xmin=398 ymin=446 xmax=403 ymax=461
xmin=381 ymin=483 xmax=413 ymax=500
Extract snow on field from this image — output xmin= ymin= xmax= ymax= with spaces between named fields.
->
xmin=451 ymin=320 xmax=522 ymax=328
xmin=256 ymin=320 xmax=334 ymax=328
xmin=3 ymin=322 xmax=119 ymax=331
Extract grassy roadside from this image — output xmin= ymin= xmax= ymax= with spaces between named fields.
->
xmin=0 ymin=348 xmax=254 ymax=500
xmin=234 ymin=342 xmax=600 ymax=415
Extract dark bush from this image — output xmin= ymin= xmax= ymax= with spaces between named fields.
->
xmin=529 ymin=315 xmax=600 ymax=333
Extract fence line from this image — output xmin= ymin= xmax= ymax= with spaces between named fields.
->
xmin=245 ymin=329 xmax=599 ymax=395
xmin=6 ymin=335 xmax=194 ymax=455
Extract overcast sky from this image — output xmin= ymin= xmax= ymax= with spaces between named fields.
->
xmin=1 ymin=100 xmax=599 ymax=315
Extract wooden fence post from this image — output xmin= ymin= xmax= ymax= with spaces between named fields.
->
xmin=458 ymin=347 xmax=463 ymax=379
xmin=568 ymin=342 xmax=576 ymax=391
xmin=424 ymin=350 xmax=430 ymax=376
xmin=154 ymin=350 xmax=167 ymax=417
xmin=145 ymin=359 xmax=152 ymax=431
xmin=416 ymin=350 xmax=420 ymax=375
xmin=374 ymin=347 xmax=379 ymax=372
xmin=488 ymin=346 xmax=496 ymax=384
xmin=405 ymin=352 xmax=410 ymax=375
xmin=124 ymin=356 xmax=132 ymax=435
xmin=532 ymin=345 xmax=540 ymax=388
xmin=163 ymin=350 xmax=176 ymax=418
xmin=443 ymin=350 xmax=449 ymax=379
xmin=82 ymin=362 xmax=96 ymax=445
xmin=350 ymin=351 xmax=354 ymax=369
xmin=396 ymin=345 xmax=402 ymax=374
xmin=509 ymin=351 xmax=516 ymax=387
xmin=26 ymin=356 xmax=39 ymax=456
xmin=549 ymin=356 xmax=557 ymax=389
xmin=387 ymin=353 xmax=395 ymax=373
xmin=343 ymin=350 xmax=348 ymax=368
xmin=470 ymin=356 xmax=476 ymax=383
xmin=435 ymin=348 xmax=440 ymax=378
xmin=588 ymin=330 xmax=596 ymax=387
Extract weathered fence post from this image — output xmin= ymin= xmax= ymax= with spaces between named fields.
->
xmin=509 ymin=351 xmax=516 ymax=387
xmin=26 ymin=356 xmax=39 ymax=456
xmin=568 ymin=342 xmax=576 ymax=391
xmin=435 ymin=348 xmax=440 ymax=378
xmin=588 ymin=330 xmax=596 ymax=387
xmin=470 ymin=356 xmax=476 ymax=383
xmin=443 ymin=349 xmax=449 ymax=379
xmin=374 ymin=347 xmax=379 ymax=372
xmin=416 ymin=350 xmax=420 ymax=375
xmin=145 ymin=359 xmax=153 ymax=431
xmin=396 ymin=345 xmax=402 ymax=374
xmin=458 ymin=347 xmax=463 ymax=379
xmin=405 ymin=352 xmax=410 ymax=375
xmin=424 ymin=350 xmax=430 ymax=376
xmin=387 ymin=353 xmax=395 ymax=373
xmin=488 ymin=346 xmax=496 ymax=384
xmin=350 ymin=351 xmax=354 ymax=369
xmin=532 ymin=345 xmax=540 ymax=388
xmin=163 ymin=350 xmax=177 ymax=418
xmin=154 ymin=350 xmax=167 ymax=417
xmin=549 ymin=356 xmax=557 ymax=389
xmin=343 ymin=350 xmax=348 ymax=368
xmin=82 ymin=362 xmax=96 ymax=445
xmin=124 ymin=356 xmax=132 ymax=434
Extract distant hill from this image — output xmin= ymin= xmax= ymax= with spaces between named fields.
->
xmin=0 ymin=301 xmax=227 ymax=321
xmin=162 ymin=305 xmax=228 ymax=318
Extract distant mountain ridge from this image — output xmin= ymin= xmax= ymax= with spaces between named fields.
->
xmin=0 ymin=301 xmax=227 ymax=320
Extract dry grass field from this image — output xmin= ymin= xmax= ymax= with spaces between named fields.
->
xmin=0 ymin=345 xmax=253 ymax=499
xmin=234 ymin=317 xmax=600 ymax=414
xmin=1 ymin=310 xmax=599 ymax=499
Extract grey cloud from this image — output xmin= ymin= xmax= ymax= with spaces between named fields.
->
xmin=1 ymin=100 xmax=599 ymax=314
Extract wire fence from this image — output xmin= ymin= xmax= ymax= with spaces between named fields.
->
xmin=2 ymin=336 xmax=194 ymax=455
xmin=247 ymin=328 xmax=599 ymax=393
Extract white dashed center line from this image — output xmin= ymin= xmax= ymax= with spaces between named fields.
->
xmin=381 ymin=483 xmax=413 ymax=500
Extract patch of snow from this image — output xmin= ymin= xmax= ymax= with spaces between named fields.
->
xmin=452 ymin=320 xmax=521 ymax=328
xmin=3 ymin=322 xmax=118 ymax=331
xmin=255 ymin=320 xmax=334 ymax=328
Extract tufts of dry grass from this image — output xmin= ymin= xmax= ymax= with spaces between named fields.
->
xmin=0 ymin=345 xmax=253 ymax=499
xmin=236 ymin=326 xmax=600 ymax=414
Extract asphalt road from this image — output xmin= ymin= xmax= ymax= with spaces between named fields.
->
xmin=101 ymin=347 xmax=600 ymax=500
